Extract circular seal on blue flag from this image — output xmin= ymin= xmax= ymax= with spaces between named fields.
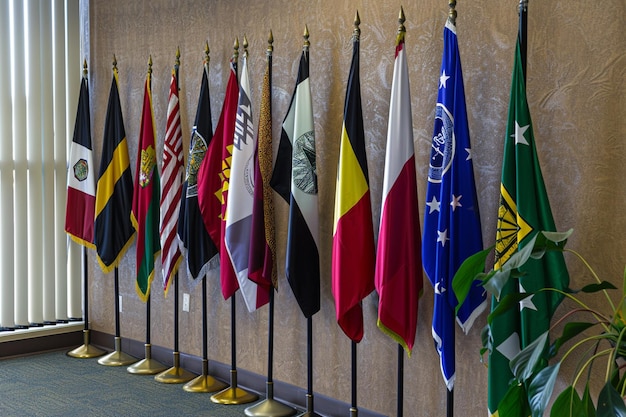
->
xmin=293 ymin=130 xmax=317 ymax=194
xmin=428 ymin=103 xmax=455 ymax=184
xmin=73 ymin=159 xmax=89 ymax=182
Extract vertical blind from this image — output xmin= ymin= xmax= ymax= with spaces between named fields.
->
xmin=0 ymin=0 xmax=82 ymax=330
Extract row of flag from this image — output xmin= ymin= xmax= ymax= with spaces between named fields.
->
xmin=64 ymin=12 xmax=569 ymax=415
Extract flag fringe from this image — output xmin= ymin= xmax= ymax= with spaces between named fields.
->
xmin=96 ymin=234 xmax=136 ymax=274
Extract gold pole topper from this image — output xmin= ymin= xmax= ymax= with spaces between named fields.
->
xmin=147 ymin=55 xmax=153 ymax=75
xmin=396 ymin=6 xmax=406 ymax=44
xmin=175 ymin=46 xmax=181 ymax=69
xmin=112 ymin=54 xmax=118 ymax=71
xmin=82 ymin=58 xmax=88 ymax=78
xmin=204 ymin=41 xmax=210 ymax=66
xmin=353 ymin=10 xmax=361 ymax=41
xmin=243 ymin=35 xmax=249 ymax=59
xmin=233 ymin=37 xmax=239 ymax=63
xmin=449 ymin=0 xmax=457 ymax=25
xmin=267 ymin=29 xmax=274 ymax=56
xmin=303 ymin=24 xmax=310 ymax=51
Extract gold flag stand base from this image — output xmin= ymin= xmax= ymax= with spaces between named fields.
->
xmin=67 ymin=329 xmax=106 ymax=358
xmin=127 ymin=344 xmax=167 ymax=375
xmin=299 ymin=394 xmax=322 ymax=417
xmin=211 ymin=369 xmax=258 ymax=405
xmin=183 ymin=359 xmax=227 ymax=393
xmin=154 ymin=352 xmax=195 ymax=384
xmin=244 ymin=382 xmax=297 ymax=417
xmin=98 ymin=337 xmax=138 ymax=366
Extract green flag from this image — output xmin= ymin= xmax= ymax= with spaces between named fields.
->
xmin=489 ymin=39 xmax=570 ymax=416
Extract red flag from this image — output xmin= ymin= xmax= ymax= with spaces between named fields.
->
xmin=131 ymin=69 xmax=161 ymax=302
xmin=331 ymin=31 xmax=375 ymax=342
xmin=375 ymin=29 xmax=422 ymax=355
xmin=197 ymin=60 xmax=239 ymax=300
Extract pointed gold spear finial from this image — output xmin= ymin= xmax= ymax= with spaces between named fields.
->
xmin=242 ymin=35 xmax=249 ymax=59
xmin=233 ymin=37 xmax=239 ymax=62
xmin=82 ymin=58 xmax=88 ymax=78
xmin=303 ymin=24 xmax=310 ymax=51
xmin=175 ymin=46 xmax=181 ymax=69
xmin=148 ymin=55 xmax=153 ymax=75
xmin=267 ymin=29 xmax=274 ymax=56
xmin=397 ymin=6 xmax=406 ymax=44
xmin=449 ymin=0 xmax=457 ymax=25
xmin=353 ymin=10 xmax=361 ymax=41
xmin=112 ymin=54 xmax=118 ymax=71
xmin=204 ymin=41 xmax=210 ymax=66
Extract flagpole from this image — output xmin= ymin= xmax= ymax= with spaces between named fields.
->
xmin=183 ymin=275 xmax=227 ymax=392
xmin=127 ymin=56 xmax=166 ymax=376
xmin=211 ymin=38 xmax=257 ymax=406
xmin=245 ymin=30 xmax=296 ymax=417
xmin=98 ymin=267 xmax=138 ymax=366
xmin=518 ymin=0 xmax=528 ymax=81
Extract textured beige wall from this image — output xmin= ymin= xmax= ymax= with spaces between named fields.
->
xmin=85 ymin=1 xmax=626 ymax=416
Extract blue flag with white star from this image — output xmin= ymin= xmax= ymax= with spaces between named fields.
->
xmin=422 ymin=19 xmax=486 ymax=390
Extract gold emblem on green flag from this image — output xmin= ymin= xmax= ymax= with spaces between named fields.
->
xmin=139 ymin=146 xmax=156 ymax=188
xmin=495 ymin=185 xmax=532 ymax=269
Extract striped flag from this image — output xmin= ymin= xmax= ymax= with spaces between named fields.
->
xmin=65 ymin=75 xmax=96 ymax=248
xmin=270 ymin=47 xmax=320 ymax=318
xmin=225 ymin=51 xmax=269 ymax=312
xmin=248 ymin=47 xmax=276 ymax=292
xmin=331 ymin=28 xmax=375 ymax=343
xmin=95 ymin=68 xmax=135 ymax=272
xmin=197 ymin=59 xmax=239 ymax=300
xmin=159 ymin=69 xmax=184 ymax=295
xmin=422 ymin=18 xmax=486 ymax=390
xmin=177 ymin=60 xmax=218 ymax=280
xmin=131 ymin=69 xmax=161 ymax=302
xmin=375 ymin=28 xmax=422 ymax=355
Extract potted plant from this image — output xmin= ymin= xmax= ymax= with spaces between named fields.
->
xmin=452 ymin=229 xmax=626 ymax=417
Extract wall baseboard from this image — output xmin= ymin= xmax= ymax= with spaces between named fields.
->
xmin=0 ymin=325 xmax=83 ymax=358
xmin=90 ymin=330 xmax=387 ymax=417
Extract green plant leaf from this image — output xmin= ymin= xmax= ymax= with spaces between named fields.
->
xmin=550 ymin=386 xmax=585 ymax=417
xmin=551 ymin=322 xmax=598 ymax=356
xmin=597 ymin=381 xmax=626 ymax=417
xmin=531 ymin=230 xmax=572 ymax=259
xmin=483 ymin=269 xmax=514 ymax=301
xmin=497 ymin=383 xmax=531 ymax=417
xmin=528 ymin=363 xmax=561 ymax=417
xmin=488 ymin=292 xmax=535 ymax=325
xmin=581 ymin=385 xmax=597 ymax=417
xmin=579 ymin=281 xmax=617 ymax=293
xmin=510 ymin=331 xmax=550 ymax=382
xmin=452 ymin=246 xmax=493 ymax=314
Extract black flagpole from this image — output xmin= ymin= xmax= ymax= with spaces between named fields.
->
xmin=183 ymin=275 xmax=226 ymax=392
xmin=301 ymin=316 xmax=322 ymax=417
xmin=350 ymin=341 xmax=358 ymax=416
xmin=97 ymin=267 xmax=137 ymax=365
xmin=397 ymin=345 xmax=404 ymax=417
xmin=519 ymin=0 xmax=528 ymax=81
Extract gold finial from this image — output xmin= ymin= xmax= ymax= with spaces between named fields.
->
xmin=243 ymin=35 xmax=249 ymax=59
xmin=267 ymin=29 xmax=274 ymax=56
xmin=353 ymin=10 xmax=361 ymax=41
xmin=448 ymin=0 xmax=457 ymax=25
xmin=233 ymin=37 xmax=239 ymax=62
xmin=204 ymin=41 xmax=210 ymax=66
xmin=112 ymin=54 xmax=118 ymax=71
xmin=148 ymin=55 xmax=153 ymax=75
xmin=82 ymin=59 xmax=88 ymax=78
xmin=396 ymin=6 xmax=406 ymax=44
xmin=175 ymin=46 xmax=181 ymax=69
xmin=303 ymin=24 xmax=310 ymax=51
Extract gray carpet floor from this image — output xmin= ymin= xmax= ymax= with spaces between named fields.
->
xmin=0 ymin=350 xmax=277 ymax=417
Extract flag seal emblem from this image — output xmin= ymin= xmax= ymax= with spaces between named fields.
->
xmin=139 ymin=146 xmax=156 ymax=188
xmin=428 ymin=103 xmax=455 ymax=184
xmin=293 ymin=130 xmax=317 ymax=194
xmin=73 ymin=159 xmax=89 ymax=182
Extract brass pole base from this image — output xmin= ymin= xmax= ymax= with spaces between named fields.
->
xmin=211 ymin=386 xmax=259 ymax=405
xmin=244 ymin=398 xmax=297 ymax=417
xmin=154 ymin=366 xmax=196 ymax=384
xmin=67 ymin=330 xmax=106 ymax=358
xmin=183 ymin=374 xmax=228 ymax=393
xmin=127 ymin=358 xmax=167 ymax=375
xmin=98 ymin=337 xmax=138 ymax=366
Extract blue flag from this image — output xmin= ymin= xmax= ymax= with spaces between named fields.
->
xmin=422 ymin=19 xmax=486 ymax=390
